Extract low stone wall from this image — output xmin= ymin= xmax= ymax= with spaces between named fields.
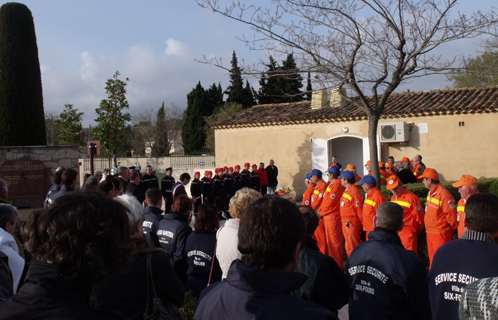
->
xmin=0 ymin=146 xmax=81 ymax=208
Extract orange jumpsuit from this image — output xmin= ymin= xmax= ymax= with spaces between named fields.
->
xmin=391 ymin=187 xmax=424 ymax=254
xmin=301 ymin=183 xmax=314 ymax=206
xmin=311 ymin=180 xmax=328 ymax=254
xmin=340 ymin=184 xmax=363 ymax=256
xmin=412 ymin=164 xmax=424 ymax=183
xmin=317 ymin=179 xmax=345 ymax=269
xmin=424 ymin=184 xmax=457 ymax=267
xmin=361 ymin=187 xmax=386 ymax=238
xmin=457 ymin=198 xmax=467 ymax=238
xmin=380 ymin=170 xmax=389 ymax=186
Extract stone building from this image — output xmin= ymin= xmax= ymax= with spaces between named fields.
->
xmin=213 ymin=86 xmax=498 ymax=198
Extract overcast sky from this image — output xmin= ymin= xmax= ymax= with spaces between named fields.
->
xmin=3 ymin=0 xmax=496 ymax=126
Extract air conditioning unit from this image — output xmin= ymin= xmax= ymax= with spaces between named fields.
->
xmin=379 ymin=121 xmax=409 ymax=143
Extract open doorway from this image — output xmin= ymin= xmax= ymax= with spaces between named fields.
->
xmin=328 ymin=137 xmax=364 ymax=174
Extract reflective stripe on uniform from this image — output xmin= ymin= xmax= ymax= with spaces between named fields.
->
xmin=343 ymin=193 xmax=352 ymax=201
xmin=314 ymin=190 xmax=319 ymax=194
xmin=427 ymin=197 xmax=442 ymax=207
xmin=457 ymin=206 xmax=465 ymax=212
xmin=365 ymin=199 xmax=376 ymax=207
xmin=392 ymin=200 xmax=411 ymax=208
xmin=326 ymin=187 xmax=331 ymax=192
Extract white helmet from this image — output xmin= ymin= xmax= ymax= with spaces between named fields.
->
xmin=134 ymin=162 xmax=141 ymax=171
xmin=110 ymin=167 xmax=118 ymax=175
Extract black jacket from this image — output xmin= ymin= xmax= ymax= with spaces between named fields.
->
xmin=194 ymin=260 xmax=338 ymax=320
xmin=201 ymin=177 xmax=214 ymax=203
xmin=346 ymin=228 xmax=431 ymax=320
xmin=126 ymin=182 xmax=144 ymax=204
xmin=142 ymin=206 xmax=163 ymax=248
xmin=397 ymin=168 xmax=417 ymax=184
xmin=428 ymin=231 xmax=498 ymax=320
xmin=140 ymin=174 xmax=159 ymax=195
xmin=172 ymin=181 xmax=187 ymax=201
xmin=157 ymin=213 xmax=192 ymax=283
xmin=0 ymin=262 xmax=122 ymax=320
xmin=240 ymin=170 xmax=251 ymax=188
xmin=94 ymin=244 xmax=185 ymax=320
xmin=265 ymin=165 xmax=279 ymax=187
xmin=185 ymin=231 xmax=222 ymax=298
xmin=292 ymin=237 xmax=348 ymax=314
xmin=250 ymin=171 xmax=260 ymax=191
xmin=222 ymin=174 xmax=234 ymax=197
xmin=190 ymin=178 xmax=202 ymax=198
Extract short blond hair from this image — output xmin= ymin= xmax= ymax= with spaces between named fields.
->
xmin=229 ymin=188 xmax=263 ymax=219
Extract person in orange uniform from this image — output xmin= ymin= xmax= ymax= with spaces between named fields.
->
xmin=379 ymin=162 xmax=388 ymax=186
xmin=345 ymin=164 xmax=362 ymax=184
xmin=364 ymin=160 xmax=371 ymax=175
xmin=317 ymin=166 xmax=346 ymax=268
xmin=387 ymin=175 xmax=425 ymax=254
xmin=411 ymin=155 xmax=426 ymax=183
xmin=452 ymin=174 xmax=478 ymax=238
xmin=301 ymin=173 xmax=314 ymax=206
xmin=358 ymin=175 xmax=386 ymax=239
xmin=309 ymin=169 xmax=328 ymax=253
xmin=338 ymin=170 xmax=363 ymax=256
xmin=385 ymin=163 xmax=395 ymax=176
xmin=419 ymin=168 xmax=458 ymax=267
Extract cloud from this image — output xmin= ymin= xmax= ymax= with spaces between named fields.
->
xmin=164 ymin=38 xmax=187 ymax=56
xmin=79 ymin=51 xmax=100 ymax=83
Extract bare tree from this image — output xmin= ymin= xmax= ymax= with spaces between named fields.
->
xmin=131 ymin=109 xmax=155 ymax=156
xmin=197 ymin=0 xmax=497 ymax=185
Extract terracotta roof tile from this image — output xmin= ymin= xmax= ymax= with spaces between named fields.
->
xmin=213 ymin=86 xmax=498 ymax=129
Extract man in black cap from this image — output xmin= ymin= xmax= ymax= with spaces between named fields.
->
xmin=161 ymin=167 xmax=175 ymax=213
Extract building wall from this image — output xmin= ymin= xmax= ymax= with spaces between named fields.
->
xmin=386 ymin=113 xmax=498 ymax=181
xmin=215 ymin=112 xmax=498 ymax=200
xmin=215 ymin=120 xmax=368 ymax=198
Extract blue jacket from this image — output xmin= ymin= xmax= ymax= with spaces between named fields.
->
xmin=347 ymin=227 xmax=431 ymax=320
xmin=185 ymin=231 xmax=222 ymax=298
xmin=194 ymin=260 xmax=338 ymax=320
xmin=142 ymin=206 xmax=163 ymax=248
xmin=157 ymin=213 xmax=192 ymax=283
xmin=428 ymin=231 xmax=498 ymax=320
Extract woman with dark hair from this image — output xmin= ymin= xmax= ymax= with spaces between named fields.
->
xmin=185 ymin=203 xmax=221 ymax=297
xmin=0 ymin=191 xmax=132 ymax=319
xmin=94 ymin=195 xmax=185 ymax=320
xmin=157 ymin=195 xmax=193 ymax=284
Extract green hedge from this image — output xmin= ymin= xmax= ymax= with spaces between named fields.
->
xmin=379 ymin=177 xmax=498 ymax=205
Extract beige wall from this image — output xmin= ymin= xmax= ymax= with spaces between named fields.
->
xmin=215 ymin=113 xmax=498 ymax=200
xmin=215 ymin=120 xmax=368 ymax=198
xmin=386 ymin=113 xmax=498 ymax=181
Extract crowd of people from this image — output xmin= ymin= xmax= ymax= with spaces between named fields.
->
xmin=302 ymin=154 xmax=498 ymax=319
xmin=0 ymin=152 xmax=497 ymax=319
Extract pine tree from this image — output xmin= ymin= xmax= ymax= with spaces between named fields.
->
xmin=225 ymin=51 xmax=244 ymax=105
xmin=153 ymin=102 xmax=169 ymax=156
xmin=204 ymin=83 xmax=223 ymax=116
xmin=0 ymin=3 xmax=46 ymax=146
xmin=93 ymin=71 xmax=131 ymax=166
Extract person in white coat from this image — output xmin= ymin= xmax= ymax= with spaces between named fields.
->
xmin=216 ymin=188 xmax=262 ymax=279
xmin=0 ymin=203 xmax=24 ymax=293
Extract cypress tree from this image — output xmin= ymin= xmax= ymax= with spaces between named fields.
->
xmin=241 ymin=80 xmax=255 ymax=108
xmin=305 ymin=72 xmax=313 ymax=101
xmin=153 ymin=102 xmax=169 ymax=156
xmin=183 ymin=82 xmax=206 ymax=153
xmin=0 ymin=3 xmax=46 ymax=145
xmin=280 ymin=53 xmax=303 ymax=102
xmin=225 ymin=51 xmax=244 ymax=105
xmin=258 ymin=55 xmax=281 ymax=104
